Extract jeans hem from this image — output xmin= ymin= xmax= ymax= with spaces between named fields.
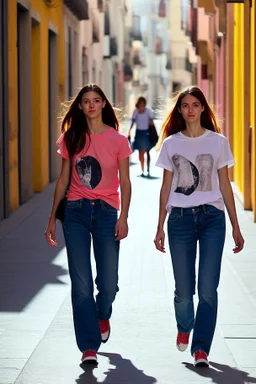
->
xmin=191 ymin=347 xmax=209 ymax=356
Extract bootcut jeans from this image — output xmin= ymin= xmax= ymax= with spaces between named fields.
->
xmin=167 ymin=204 xmax=226 ymax=356
xmin=62 ymin=198 xmax=120 ymax=352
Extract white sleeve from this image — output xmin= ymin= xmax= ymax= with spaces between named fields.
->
xmin=148 ymin=108 xmax=154 ymax=119
xmin=155 ymin=141 xmax=173 ymax=172
xmin=217 ymin=136 xmax=235 ymax=169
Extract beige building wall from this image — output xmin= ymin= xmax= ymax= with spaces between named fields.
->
xmin=170 ymin=0 xmax=193 ymax=90
xmin=64 ymin=6 xmax=81 ymax=99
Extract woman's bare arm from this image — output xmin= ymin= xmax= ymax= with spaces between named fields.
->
xmin=218 ymin=166 xmax=244 ymax=253
xmin=154 ymin=169 xmax=173 ymax=252
xmin=49 ymin=158 xmax=71 ymax=220
xmin=115 ymin=157 xmax=132 ymax=241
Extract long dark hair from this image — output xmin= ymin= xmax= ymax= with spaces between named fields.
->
xmin=61 ymin=83 xmax=119 ymax=158
xmin=158 ymin=86 xmax=221 ymax=145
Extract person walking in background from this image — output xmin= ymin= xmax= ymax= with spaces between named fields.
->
xmin=128 ymin=96 xmax=154 ymax=177
xmin=45 ymin=84 xmax=132 ymax=365
xmin=154 ymin=86 xmax=244 ymax=367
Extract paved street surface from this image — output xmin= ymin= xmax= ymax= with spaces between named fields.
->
xmin=1 ymin=134 xmax=256 ymax=383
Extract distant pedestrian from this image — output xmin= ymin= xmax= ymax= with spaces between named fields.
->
xmin=128 ymin=96 xmax=154 ymax=177
xmin=45 ymin=84 xmax=132 ymax=365
xmin=154 ymin=86 xmax=244 ymax=367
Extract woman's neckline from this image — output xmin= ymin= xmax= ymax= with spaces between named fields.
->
xmin=89 ymin=127 xmax=111 ymax=136
xmin=179 ymin=129 xmax=211 ymax=140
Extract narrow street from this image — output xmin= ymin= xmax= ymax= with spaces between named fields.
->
xmin=0 ymin=142 xmax=256 ymax=384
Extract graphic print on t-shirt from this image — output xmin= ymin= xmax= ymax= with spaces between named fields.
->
xmin=76 ymin=156 xmax=102 ymax=189
xmin=172 ymin=153 xmax=213 ymax=196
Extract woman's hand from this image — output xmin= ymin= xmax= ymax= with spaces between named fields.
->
xmin=45 ymin=217 xmax=58 ymax=247
xmin=154 ymin=227 xmax=166 ymax=253
xmin=115 ymin=217 xmax=128 ymax=241
xmin=232 ymin=226 xmax=244 ymax=253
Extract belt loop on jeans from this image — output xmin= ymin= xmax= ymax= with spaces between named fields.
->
xmin=180 ymin=207 xmax=183 ymax=217
xmin=202 ymin=204 xmax=207 ymax=214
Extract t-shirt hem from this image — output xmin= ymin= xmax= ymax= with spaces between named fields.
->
xmin=57 ymin=149 xmax=69 ymax=160
xmin=67 ymin=195 xmax=120 ymax=210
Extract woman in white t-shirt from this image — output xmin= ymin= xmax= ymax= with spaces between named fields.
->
xmin=128 ymin=97 xmax=154 ymax=177
xmin=154 ymin=86 xmax=244 ymax=368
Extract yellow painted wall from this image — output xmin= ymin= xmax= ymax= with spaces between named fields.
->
xmin=8 ymin=0 xmax=19 ymax=211
xmin=233 ymin=5 xmax=244 ymax=194
xmin=32 ymin=22 xmax=41 ymax=191
xmin=8 ymin=0 xmax=65 ymax=211
xmin=30 ymin=0 xmax=65 ymax=191
xmin=250 ymin=0 xmax=256 ymax=220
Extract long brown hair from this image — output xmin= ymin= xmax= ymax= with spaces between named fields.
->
xmin=61 ymin=83 xmax=119 ymax=158
xmin=158 ymin=86 xmax=221 ymax=146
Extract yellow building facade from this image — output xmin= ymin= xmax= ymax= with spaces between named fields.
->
xmin=232 ymin=0 xmax=256 ymax=220
xmin=8 ymin=0 xmax=65 ymax=213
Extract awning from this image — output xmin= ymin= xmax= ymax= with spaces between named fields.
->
xmin=198 ymin=0 xmax=215 ymax=14
xmin=198 ymin=40 xmax=213 ymax=63
xmin=218 ymin=1 xmax=227 ymax=34
xmin=198 ymin=40 xmax=214 ymax=77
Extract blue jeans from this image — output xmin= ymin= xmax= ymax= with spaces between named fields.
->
xmin=62 ymin=198 xmax=120 ymax=352
xmin=167 ymin=204 xmax=226 ymax=355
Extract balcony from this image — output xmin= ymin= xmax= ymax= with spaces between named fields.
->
xmin=64 ymin=0 xmax=89 ymax=20
xmin=124 ymin=63 xmax=133 ymax=82
xmin=98 ymin=0 xmax=105 ymax=12
xmin=130 ymin=14 xmax=142 ymax=41
xmin=92 ymin=12 xmax=100 ymax=43
xmin=103 ymin=36 xmax=118 ymax=58
xmin=185 ymin=57 xmax=193 ymax=73
xmin=166 ymin=56 xmax=172 ymax=70
xmin=110 ymin=37 xmax=118 ymax=56
xmin=198 ymin=40 xmax=213 ymax=79
xmin=104 ymin=8 xmax=110 ymax=35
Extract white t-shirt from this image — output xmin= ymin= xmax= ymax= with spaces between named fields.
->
xmin=132 ymin=108 xmax=153 ymax=130
xmin=155 ymin=130 xmax=235 ymax=212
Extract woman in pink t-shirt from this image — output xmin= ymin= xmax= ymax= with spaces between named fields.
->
xmin=45 ymin=84 xmax=132 ymax=365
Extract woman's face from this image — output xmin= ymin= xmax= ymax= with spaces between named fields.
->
xmin=137 ymin=101 xmax=146 ymax=113
xmin=178 ymin=94 xmax=204 ymax=123
xmin=79 ymin=91 xmax=106 ymax=119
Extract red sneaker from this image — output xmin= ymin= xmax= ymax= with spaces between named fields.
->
xmin=81 ymin=350 xmax=98 ymax=365
xmin=99 ymin=319 xmax=111 ymax=343
xmin=193 ymin=350 xmax=209 ymax=367
xmin=176 ymin=332 xmax=190 ymax=351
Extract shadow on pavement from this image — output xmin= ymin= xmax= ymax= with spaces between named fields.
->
xmin=183 ymin=361 xmax=256 ymax=384
xmin=136 ymin=175 xmax=161 ymax=180
xmin=76 ymin=353 xmax=157 ymax=384
xmin=0 ymin=185 xmax=69 ymax=312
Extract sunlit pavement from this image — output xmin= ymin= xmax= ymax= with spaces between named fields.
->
xmin=0 ymin=124 xmax=256 ymax=383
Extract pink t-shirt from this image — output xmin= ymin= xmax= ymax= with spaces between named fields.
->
xmin=57 ymin=128 xmax=132 ymax=210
